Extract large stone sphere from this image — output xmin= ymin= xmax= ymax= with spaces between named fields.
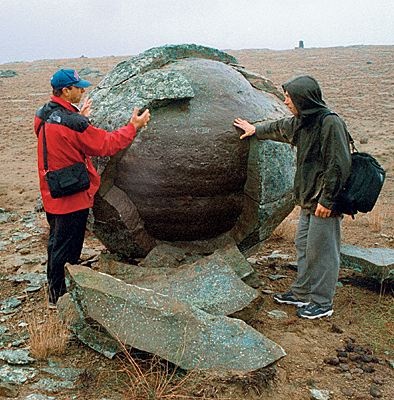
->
xmin=89 ymin=44 xmax=295 ymax=258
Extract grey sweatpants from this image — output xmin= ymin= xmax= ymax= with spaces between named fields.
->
xmin=291 ymin=208 xmax=341 ymax=307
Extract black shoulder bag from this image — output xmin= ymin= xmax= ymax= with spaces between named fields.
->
xmin=38 ymin=108 xmax=90 ymax=199
xmin=322 ymin=113 xmax=386 ymax=218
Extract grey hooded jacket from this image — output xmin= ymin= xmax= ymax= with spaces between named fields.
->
xmin=255 ymin=75 xmax=351 ymax=212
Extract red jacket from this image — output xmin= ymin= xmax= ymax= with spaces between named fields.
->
xmin=34 ymin=96 xmax=136 ymax=214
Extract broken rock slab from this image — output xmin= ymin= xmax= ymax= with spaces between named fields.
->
xmin=140 ymin=235 xmax=254 ymax=279
xmin=341 ymin=244 xmax=394 ymax=282
xmin=97 ymin=245 xmax=257 ymax=316
xmin=0 ymin=349 xmax=35 ymax=365
xmin=127 ymin=255 xmax=258 ymax=316
xmin=57 ymin=293 xmax=121 ymax=359
xmin=0 ymin=365 xmax=36 ymax=384
xmin=65 ymin=264 xmax=285 ymax=372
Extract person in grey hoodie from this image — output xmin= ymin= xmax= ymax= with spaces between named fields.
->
xmin=234 ymin=75 xmax=351 ymax=319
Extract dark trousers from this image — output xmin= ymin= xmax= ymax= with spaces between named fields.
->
xmin=46 ymin=208 xmax=89 ymax=304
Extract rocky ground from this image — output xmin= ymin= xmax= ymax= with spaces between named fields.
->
xmin=0 ymin=45 xmax=393 ymax=399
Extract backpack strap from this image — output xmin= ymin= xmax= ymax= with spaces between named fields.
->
xmin=320 ymin=111 xmax=357 ymax=153
xmin=36 ymin=103 xmax=63 ymax=172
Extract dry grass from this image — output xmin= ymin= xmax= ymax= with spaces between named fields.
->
xmin=119 ymin=348 xmax=200 ymax=400
xmin=117 ymin=344 xmax=275 ymax=399
xmin=335 ymin=284 xmax=394 ymax=354
xmin=366 ymin=204 xmax=385 ymax=233
xmin=27 ymin=305 xmax=70 ymax=359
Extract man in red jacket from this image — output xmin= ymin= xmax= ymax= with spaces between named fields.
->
xmin=34 ymin=68 xmax=150 ymax=306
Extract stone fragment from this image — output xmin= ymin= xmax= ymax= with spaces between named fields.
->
xmin=128 ymin=256 xmax=257 ymax=315
xmin=310 ymin=388 xmax=331 ymax=400
xmin=42 ymin=366 xmax=84 ymax=381
xmin=0 ymin=70 xmax=17 ymax=78
xmin=0 ymin=349 xmax=35 ymax=365
xmin=267 ymin=310 xmax=288 ymax=319
xmin=24 ymin=395 xmax=56 ymax=400
xmin=96 ymin=241 xmax=256 ymax=316
xmin=0 ymin=297 xmax=22 ymax=314
xmin=324 ymin=357 xmax=340 ymax=366
xmin=339 ymin=363 xmax=350 ymax=372
xmin=139 ymin=235 xmax=254 ymax=279
xmin=31 ymin=378 xmax=75 ymax=393
xmin=57 ymin=294 xmax=121 ymax=359
xmin=65 ymin=264 xmax=286 ymax=372
xmin=8 ymin=273 xmax=47 ymax=292
xmin=341 ymin=244 xmax=394 ymax=282
xmin=369 ymin=383 xmax=383 ymax=398
xmin=0 ymin=365 xmax=36 ymax=384
xmin=268 ymin=274 xmax=287 ymax=281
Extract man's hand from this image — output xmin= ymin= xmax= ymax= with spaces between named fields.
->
xmin=80 ymin=98 xmax=93 ymax=117
xmin=315 ymin=203 xmax=332 ymax=218
xmin=130 ymin=108 xmax=150 ymax=130
xmin=233 ymin=118 xmax=256 ymax=139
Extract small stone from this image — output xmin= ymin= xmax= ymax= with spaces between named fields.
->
xmin=268 ymin=274 xmax=287 ymax=281
xmin=360 ymin=354 xmax=373 ymax=363
xmin=369 ymin=383 xmax=382 ymax=398
xmin=246 ymin=257 xmax=258 ymax=265
xmin=339 ymin=363 xmax=350 ymax=372
xmin=324 ymin=357 xmax=339 ymax=366
xmin=354 ymin=345 xmax=365 ymax=354
xmin=361 ymin=364 xmax=375 ymax=373
xmin=267 ymin=310 xmax=288 ymax=319
xmin=350 ymin=367 xmax=364 ymax=374
xmin=310 ymin=388 xmax=331 ymax=400
xmin=341 ymin=387 xmax=355 ymax=397
xmin=338 ymin=357 xmax=348 ymax=363
xmin=19 ymin=248 xmax=31 ymax=255
xmin=261 ymin=289 xmax=275 ymax=295
xmin=331 ymin=324 xmax=344 ymax=333
xmin=242 ymin=272 xmax=263 ymax=288
xmin=345 ymin=341 xmax=355 ymax=352
xmin=343 ymin=372 xmax=353 ymax=380
xmin=336 ymin=351 xmax=348 ymax=358
xmin=349 ymin=353 xmax=361 ymax=362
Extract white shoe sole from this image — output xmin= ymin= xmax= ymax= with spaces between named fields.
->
xmin=298 ymin=309 xmax=334 ymax=319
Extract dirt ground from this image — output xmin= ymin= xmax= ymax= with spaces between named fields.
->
xmin=0 ymin=46 xmax=393 ymax=399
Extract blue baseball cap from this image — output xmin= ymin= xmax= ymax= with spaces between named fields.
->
xmin=50 ymin=69 xmax=92 ymax=90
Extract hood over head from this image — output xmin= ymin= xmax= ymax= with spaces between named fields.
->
xmin=282 ymin=75 xmax=328 ymax=117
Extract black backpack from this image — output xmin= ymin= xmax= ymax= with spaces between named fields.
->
xmin=322 ymin=113 xmax=386 ymax=218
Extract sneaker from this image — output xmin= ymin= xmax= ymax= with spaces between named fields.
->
xmin=297 ymin=303 xmax=333 ymax=319
xmin=273 ymin=291 xmax=310 ymax=307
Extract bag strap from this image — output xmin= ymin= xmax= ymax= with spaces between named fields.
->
xmin=320 ymin=111 xmax=357 ymax=153
xmin=42 ymin=123 xmax=49 ymax=172
xmin=36 ymin=103 xmax=62 ymax=172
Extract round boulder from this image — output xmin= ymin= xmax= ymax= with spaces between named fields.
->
xmin=89 ymin=44 xmax=295 ymax=258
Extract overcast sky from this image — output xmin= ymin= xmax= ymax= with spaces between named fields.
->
xmin=0 ymin=0 xmax=393 ymax=64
